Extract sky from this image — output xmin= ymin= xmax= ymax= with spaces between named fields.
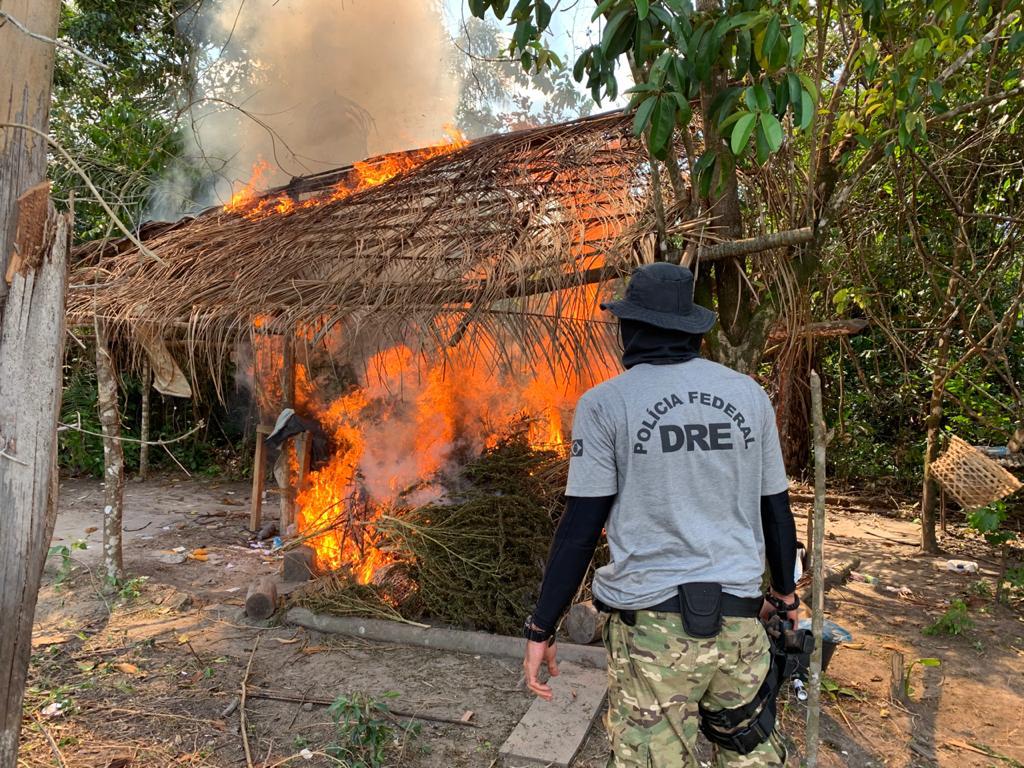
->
xmin=440 ymin=0 xmax=633 ymax=115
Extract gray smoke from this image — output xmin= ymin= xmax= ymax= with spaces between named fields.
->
xmin=150 ymin=0 xmax=459 ymax=219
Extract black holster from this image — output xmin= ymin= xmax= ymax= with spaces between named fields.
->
xmin=677 ymin=582 xmax=723 ymax=638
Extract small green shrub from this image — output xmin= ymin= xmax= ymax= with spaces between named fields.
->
xmin=326 ymin=691 xmax=417 ymax=768
xmin=47 ymin=540 xmax=87 ymax=589
xmin=923 ymin=599 xmax=973 ymax=636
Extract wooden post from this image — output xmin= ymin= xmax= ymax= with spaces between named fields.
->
xmin=95 ymin=317 xmax=125 ymax=586
xmin=805 ymin=370 xmax=827 ymax=768
xmin=0 ymin=3 xmax=64 ymax=764
xmin=280 ymin=333 xmax=296 ymax=532
xmin=138 ymin=358 xmax=151 ymax=480
xmin=249 ymin=426 xmax=270 ymax=533
xmin=296 ymin=431 xmax=312 ymax=491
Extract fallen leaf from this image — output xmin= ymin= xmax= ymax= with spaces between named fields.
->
xmin=879 ymin=708 xmax=890 ymax=718
xmin=843 ymin=642 xmax=865 ymax=650
xmin=301 ymin=646 xmax=328 ymax=654
xmin=275 ymin=637 xmax=300 ymax=645
xmin=85 ymin=526 xmax=98 ymax=534
xmin=210 ymin=720 xmax=227 ymax=732
xmin=105 ymin=758 xmax=132 ymax=768
xmin=77 ymin=661 xmax=96 ymax=673
xmin=881 ymin=643 xmax=902 ymax=652
xmin=177 ymin=635 xmax=190 ymax=645
xmin=113 ymin=662 xmax=144 ymax=676
xmin=460 ymin=710 xmax=475 ymax=722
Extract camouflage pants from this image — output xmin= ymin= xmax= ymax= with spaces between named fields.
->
xmin=603 ymin=611 xmax=785 ymax=768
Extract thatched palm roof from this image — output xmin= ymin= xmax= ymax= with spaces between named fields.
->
xmin=69 ymin=112 xmax=704 ymax=373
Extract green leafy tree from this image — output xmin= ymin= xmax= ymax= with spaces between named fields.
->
xmin=467 ymin=0 xmax=1024 ymax=550
xmin=51 ymin=0 xmax=201 ymax=239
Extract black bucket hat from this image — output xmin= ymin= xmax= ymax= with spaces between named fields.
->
xmin=600 ymin=262 xmax=716 ymax=333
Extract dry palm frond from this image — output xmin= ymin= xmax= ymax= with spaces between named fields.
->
xmin=68 ymin=112 xmax=709 ymax=382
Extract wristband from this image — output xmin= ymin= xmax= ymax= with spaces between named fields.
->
xmin=765 ymin=592 xmax=800 ymax=612
xmin=523 ymin=615 xmax=555 ymax=645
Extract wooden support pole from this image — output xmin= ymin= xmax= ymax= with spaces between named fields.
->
xmin=296 ymin=431 xmax=312 ymax=492
xmin=805 ymin=370 xmax=827 ymax=768
xmin=280 ymin=333 xmax=296 ymax=532
xmin=249 ymin=427 xmax=268 ymax=533
xmin=138 ymin=358 xmax=151 ymax=480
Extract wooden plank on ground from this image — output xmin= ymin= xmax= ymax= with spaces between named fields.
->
xmin=499 ymin=662 xmax=607 ymax=768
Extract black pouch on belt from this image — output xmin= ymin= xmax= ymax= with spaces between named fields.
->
xmin=678 ymin=582 xmax=723 ymax=638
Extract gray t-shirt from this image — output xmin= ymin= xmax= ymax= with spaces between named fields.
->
xmin=566 ymin=358 xmax=789 ymax=607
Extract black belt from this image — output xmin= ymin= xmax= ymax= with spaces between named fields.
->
xmin=595 ymin=593 xmax=762 ymax=619
xmin=645 ymin=593 xmax=762 ymax=618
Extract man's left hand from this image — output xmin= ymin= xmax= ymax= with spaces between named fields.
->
xmin=760 ymin=590 xmax=799 ymax=626
xmin=523 ymin=639 xmax=559 ymax=701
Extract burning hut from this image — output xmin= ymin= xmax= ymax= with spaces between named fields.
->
xmin=68 ymin=112 xmax=706 ymax=629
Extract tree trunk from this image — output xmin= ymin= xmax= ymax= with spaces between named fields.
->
xmin=138 ymin=359 xmax=151 ymax=480
xmin=95 ymin=318 xmax=125 ymax=585
xmin=775 ymin=343 xmax=817 ymax=476
xmin=920 ymin=253 xmax=962 ymax=554
xmin=0 ymin=3 xmax=64 ymax=765
xmin=0 ymin=206 xmax=68 ymax=767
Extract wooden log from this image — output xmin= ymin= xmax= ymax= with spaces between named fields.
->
xmin=799 ymin=557 xmax=861 ymax=605
xmin=0 ymin=207 xmax=67 ymax=767
xmin=245 ymin=577 xmax=278 ymax=620
xmin=564 ymin=601 xmax=607 ymax=645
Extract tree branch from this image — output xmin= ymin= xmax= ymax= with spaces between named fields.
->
xmin=0 ymin=10 xmax=110 ymax=70
xmin=699 ymin=227 xmax=815 ymax=261
xmin=929 ymin=84 xmax=1024 ymax=126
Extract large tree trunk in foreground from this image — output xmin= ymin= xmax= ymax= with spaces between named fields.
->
xmin=0 ymin=208 xmax=68 ymax=765
xmin=95 ymin=318 xmax=126 ymax=585
xmin=0 ymin=1 xmax=64 ymax=764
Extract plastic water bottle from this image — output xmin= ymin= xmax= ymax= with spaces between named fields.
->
xmin=945 ymin=559 xmax=979 ymax=573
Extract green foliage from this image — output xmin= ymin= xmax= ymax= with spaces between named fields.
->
xmin=326 ymin=691 xmax=416 ymax=768
xmin=47 ymin=540 xmax=88 ymax=589
xmin=904 ymin=657 xmax=941 ymax=698
xmin=968 ymin=501 xmax=1016 ymax=547
xmin=923 ymin=600 xmax=973 ymax=636
xmin=50 ymin=0 xmax=200 ymax=238
xmin=114 ymin=576 xmax=149 ymax=601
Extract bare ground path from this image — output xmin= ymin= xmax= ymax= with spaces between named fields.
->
xmin=18 ymin=476 xmax=1024 ymax=767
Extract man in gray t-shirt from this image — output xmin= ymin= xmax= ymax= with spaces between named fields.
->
xmin=569 ymin=356 xmax=789 ymax=609
xmin=521 ymin=263 xmax=798 ymax=768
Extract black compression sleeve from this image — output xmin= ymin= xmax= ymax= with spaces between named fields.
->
xmin=761 ymin=490 xmax=798 ymax=594
xmin=530 ymin=495 xmax=614 ymax=633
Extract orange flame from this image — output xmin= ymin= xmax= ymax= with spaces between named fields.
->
xmin=224 ymin=126 xmax=469 ymax=221
xmin=248 ymin=145 xmax=633 ymax=582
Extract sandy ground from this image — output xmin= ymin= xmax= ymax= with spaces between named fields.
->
xmin=18 ymin=474 xmax=1024 ymax=767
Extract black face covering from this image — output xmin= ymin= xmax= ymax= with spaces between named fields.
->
xmin=620 ymin=318 xmax=703 ymax=369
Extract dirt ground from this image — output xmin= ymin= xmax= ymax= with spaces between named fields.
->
xmin=19 ymin=475 xmax=1024 ymax=767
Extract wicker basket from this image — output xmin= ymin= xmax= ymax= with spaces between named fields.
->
xmin=930 ymin=436 xmax=1022 ymax=509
